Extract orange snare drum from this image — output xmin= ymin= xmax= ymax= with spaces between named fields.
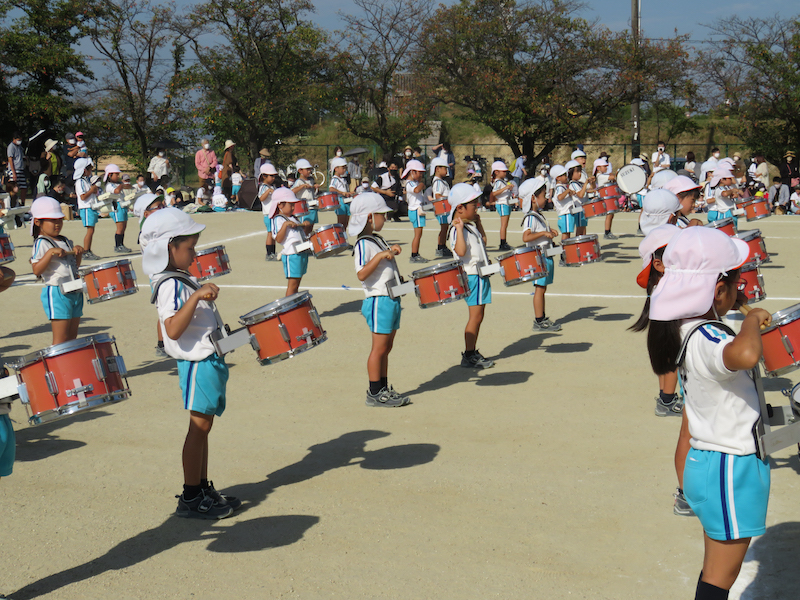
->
xmin=497 ymin=246 xmax=546 ymax=286
xmin=10 ymin=334 xmax=130 ymax=426
xmin=739 ymin=262 xmax=766 ymax=303
xmin=742 ymin=199 xmax=771 ymax=222
xmin=80 ymin=259 xmax=137 ymax=303
xmin=188 ymin=245 xmax=231 ymax=281
xmin=562 ymin=234 xmax=601 ymax=266
xmin=309 ymin=224 xmax=349 ymax=258
xmin=761 ymin=304 xmax=800 ymax=377
xmin=734 ymin=229 xmax=769 ymax=264
xmin=411 ymin=260 xmax=469 ymax=308
xmin=292 ymin=199 xmax=309 ymax=216
xmin=239 ymin=291 xmax=326 ymax=365
xmin=705 ymin=217 xmax=736 ymax=237
xmin=0 ymin=233 xmax=14 ymax=265
xmin=602 ymin=196 xmax=620 ymax=214
xmin=596 ymin=183 xmax=621 ymax=200
xmin=581 ymin=199 xmax=607 ymax=218
xmin=432 ymin=198 xmax=451 ymax=217
xmin=317 ymin=193 xmax=340 ymax=211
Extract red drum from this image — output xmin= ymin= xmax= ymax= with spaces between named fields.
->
xmin=80 ymin=259 xmax=137 ymax=303
xmin=239 ymin=291 xmax=326 ymax=366
xmin=292 ymin=199 xmax=309 ymax=216
xmin=742 ymin=199 xmax=771 ymax=222
xmin=596 ymin=184 xmax=621 ymax=200
xmin=432 ymin=198 xmax=451 ymax=217
xmin=734 ymin=229 xmax=769 ymax=264
xmin=0 ymin=233 xmax=14 ymax=265
xmin=10 ymin=334 xmax=130 ymax=426
xmin=497 ymin=246 xmax=546 ymax=286
xmin=602 ymin=196 xmax=620 ymax=214
xmin=317 ymin=193 xmax=340 ymax=211
xmin=581 ymin=199 xmax=607 ymax=219
xmin=705 ymin=217 xmax=736 ymax=237
xmin=411 ymin=260 xmax=469 ymax=308
xmin=562 ymin=234 xmax=601 ymax=266
xmin=761 ymin=304 xmax=800 ymax=376
xmin=738 ymin=262 xmax=766 ymax=303
xmin=188 ymin=245 xmax=231 ymax=281
xmin=309 ymin=224 xmax=349 ymax=258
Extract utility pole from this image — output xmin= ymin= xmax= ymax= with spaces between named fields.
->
xmin=631 ymin=0 xmax=641 ymax=160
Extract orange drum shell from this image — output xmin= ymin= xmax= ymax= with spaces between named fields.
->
xmin=83 ymin=263 xmax=137 ymax=302
xmin=317 ymin=193 xmax=339 ymax=211
xmin=310 ymin=226 xmax=348 ymax=257
xmin=582 ymin=200 xmax=607 ymax=218
xmin=740 ymin=266 xmax=765 ymax=303
xmin=432 ymin=198 xmax=451 ymax=216
xmin=0 ymin=235 xmax=14 ymax=264
xmin=597 ymin=184 xmax=622 ymax=200
xmin=762 ymin=318 xmax=800 ymax=376
xmin=563 ymin=239 xmax=601 ymax=266
xmin=292 ymin=199 xmax=309 ymax=216
xmin=499 ymin=249 xmax=545 ymax=285
xmin=188 ymin=247 xmax=231 ymax=280
xmin=741 ymin=235 xmax=769 ymax=264
xmin=414 ymin=268 xmax=468 ymax=307
xmin=744 ymin=200 xmax=770 ymax=221
xmin=245 ymin=299 xmax=324 ymax=363
xmin=602 ymin=196 xmax=619 ymax=214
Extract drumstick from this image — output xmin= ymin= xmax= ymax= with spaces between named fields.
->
xmin=739 ymin=304 xmax=771 ymax=330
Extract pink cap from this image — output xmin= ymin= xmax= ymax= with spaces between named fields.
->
xmin=664 ymin=175 xmax=701 ymax=195
xmin=636 ymin=224 xmax=680 ymax=288
xmin=649 ymin=227 xmax=750 ymax=321
xmin=75 ymin=131 xmax=84 ymax=137
xmin=267 ymin=187 xmax=299 ymax=218
xmin=401 ymin=159 xmax=425 ymax=180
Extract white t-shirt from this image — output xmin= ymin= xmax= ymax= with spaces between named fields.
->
xmin=432 ymin=177 xmax=450 ymax=199
xmin=553 ymin=183 xmax=574 ymax=216
xmin=568 ymin=181 xmax=585 ymax=210
xmin=31 ymin=235 xmax=78 ymax=286
xmin=147 ymin=156 xmax=169 ymax=179
xmin=371 ymin=171 xmax=396 ymax=192
xmin=231 ymin=172 xmax=243 ymax=186
xmin=354 ymin=236 xmax=396 ymax=297
xmin=292 ymin=177 xmax=317 ymax=207
xmin=272 ymin=214 xmax=303 ymax=255
xmin=75 ymin=178 xmax=97 ymax=210
xmin=155 ymin=276 xmax=217 ymax=362
xmin=679 ymin=320 xmax=760 ymax=455
xmin=105 ymin=182 xmax=121 ymax=196
xmin=651 ymin=151 xmax=671 ymax=172
xmin=330 ymin=175 xmax=349 ymax=202
xmin=212 ymin=194 xmax=228 ymax=209
xmin=713 ymin=186 xmax=736 ymax=212
xmin=258 ymin=183 xmax=274 ymax=215
xmin=448 ymin=222 xmax=484 ymax=275
xmin=405 ymin=180 xmax=425 ymax=211
xmin=685 ymin=160 xmax=696 ymax=175
xmin=522 ymin=212 xmax=551 ymax=247
xmin=492 ymin=179 xmax=512 ymax=206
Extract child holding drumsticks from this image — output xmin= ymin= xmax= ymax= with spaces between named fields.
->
xmin=270 ymin=187 xmax=309 ymax=296
xmin=403 ymin=159 xmax=428 ymax=263
xmin=488 ymin=161 xmax=513 ymax=251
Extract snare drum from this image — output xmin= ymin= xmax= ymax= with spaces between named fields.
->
xmin=188 ymin=245 xmax=232 ymax=281
xmin=602 ymin=196 xmax=620 ymax=214
xmin=497 ymin=246 xmax=546 ymax=286
xmin=432 ymin=198 xmax=451 ymax=217
xmin=596 ymin=184 xmax=621 ymax=200
xmin=239 ymin=291 xmax=326 ymax=365
xmin=316 ymin=193 xmax=340 ymax=211
xmin=739 ymin=262 xmax=766 ymax=303
xmin=292 ymin=199 xmax=309 ymax=216
xmin=0 ymin=233 xmax=14 ymax=265
xmin=309 ymin=224 xmax=349 ymax=258
xmin=741 ymin=199 xmax=771 ymax=222
xmin=705 ymin=217 xmax=736 ymax=237
xmin=761 ymin=303 xmax=800 ymax=376
xmin=411 ymin=260 xmax=469 ymax=308
xmin=581 ymin=199 xmax=607 ymax=219
xmin=80 ymin=259 xmax=138 ymax=303
xmin=10 ymin=334 xmax=130 ymax=426
xmin=734 ymin=229 xmax=769 ymax=264
xmin=562 ymin=234 xmax=601 ymax=266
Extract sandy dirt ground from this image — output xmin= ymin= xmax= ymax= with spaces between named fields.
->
xmin=1 ymin=207 xmax=799 ymax=599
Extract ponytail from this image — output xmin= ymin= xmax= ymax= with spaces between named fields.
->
xmin=628 ymin=246 xmax=667 ymax=333
xmin=647 ymin=320 xmax=683 ymax=375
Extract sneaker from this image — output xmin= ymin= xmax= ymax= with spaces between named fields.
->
xmin=636 ymin=227 xmax=644 ymax=237
xmin=204 ymin=480 xmax=242 ymax=510
xmin=654 ymin=395 xmax=683 ymax=417
xmin=387 ymin=385 xmax=410 ymax=406
xmin=559 ymin=258 xmax=567 ymax=267
xmin=441 ymin=247 xmax=454 ymax=258
xmin=409 ymin=255 xmax=429 ymax=263
xmin=175 ymin=491 xmax=233 ymax=519
xmin=498 ymin=242 xmax=512 ymax=251
xmin=365 ymin=387 xmax=407 ymax=407
xmin=119 ymin=244 xmax=132 ymax=252
xmin=673 ymin=488 xmax=695 ymax=517
xmin=603 ymin=232 xmax=618 ymax=240
xmin=155 ymin=345 xmax=169 ymax=359
xmin=82 ymin=250 xmax=100 ymax=261
xmin=266 ymin=253 xmax=278 ymax=261
xmin=460 ymin=350 xmax=494 ymax=369
xmin=114 ymin=245 xmax=126 ymax=253
xmin=434 ymin=248 xmax=445 ymax=258
xmin=532 ymin=317 xmax=562 ymax=332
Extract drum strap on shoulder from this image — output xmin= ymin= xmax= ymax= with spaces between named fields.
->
xmin=357 ymin=234 xmax=401 ymax=280
xmin=37 ymin=235 xmax=77 ymax=278
xmin=149 ymin=270 xmax=199 ymax=304
xmin=521 ymin=211 xmax=547 ymax=229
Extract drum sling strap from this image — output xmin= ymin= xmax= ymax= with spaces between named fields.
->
xmin=356 ymin=234 xmax=410 ymax=297
xmin=36 ymin=235 xmax=79 ymax=282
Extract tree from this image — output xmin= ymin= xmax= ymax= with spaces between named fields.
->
xmin=642 ymin=100 xmax=699 ymax=144
xmin=700 ymin=15 xmax=800 ymax=164
xmin=415 ymin=0 xmax=693 ymax=166
xmin=172 ymin=0 xmax=331 ymax=164
xmin=332 ymin=0 xmax=435 ymax=154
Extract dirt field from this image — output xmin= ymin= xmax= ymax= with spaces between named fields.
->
xmin=1 ymin=208 xmax=799 ymax=599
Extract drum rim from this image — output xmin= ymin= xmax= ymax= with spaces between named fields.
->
xmin=740 ymin=261 xmax=760 ymax=273
xmin=705 ymin=217 xmax=734 ymax=227
xmin=15 ymin=333 xmax=116 ymax=366
xmin=26 ymin=392 xmax=130 ymax=426
xmin=410 ymin=259 xmax=464 ymax=279
xmin=256 ymin=332 xmax=328 ymax=365
xmin=87 ymin=287 xmax=138 ymax=303
xmin=239 ymin=291 xmax=313 ymax=325
xmin=764 ymin=303 xmax=800 ymax=331
xmin=79 ymin=258 xmax=133 ymax=274
xmin=316 ymin=192 xmax=338 ymax=200
xmin=496 ymin=246 xmax=543 ymax=261
xmin=562 ymin=234 xmax=599 ymax=246
xmin=616 ymin=165 xmax=646 ymax=194
xmin=418 ymin=292 xmax=468 ymax=308
xmin=194 ymin=245 xmax=226 ymax=257
xmin=746 ymin=213 xmax=770 ymax=221
xmin=734 ymin=229 xmax=761 ymax=242
xmin=312 ymin=223 xmax=345 ymax=234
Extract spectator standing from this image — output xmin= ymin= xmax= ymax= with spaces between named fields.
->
xmin=194 ymin=139 xmax=218 ymax=191
xmin=512 ymin=154 xmax=527 ymax=186
xmin=147 ymin=147 xmax=170 ymax=191
xmin=432 ymin=142 xmax=455 ymax=185
xmin=254 ymin=148 xmax=272 ymax=176
xmin=220 ymin=140 xmax=237 ymax=200
xmin=347 ymin=155 xmax=362 ymax=193
xmin=753 ymin=155 xmax=770 ymax=189
xmin=7 ymin=132 xmax=27 ymax=206
xmin=779 ymin=151 xmax=799 ymax=207
xmin=651 ymin=141 xmax=671 ymax=174
xmin=684 ymin=151 xmax=696 ymax=178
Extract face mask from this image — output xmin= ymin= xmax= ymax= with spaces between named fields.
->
xmin=336 ymin=151 xmax=342 ymax=156
xmin=713 ymin=152 xmax=720 ymax=158
xmin=159 ymin=152 xmax=165 ymax=157
xmin=658 ymin=147 xmax=665 ymax=152
xmin=405 ymin=151 xmax=411 ymax=158
xmin=13 ymin=140 xmax=21 ymax=146
xmin=204 ymin=144 xmax=210 ymax=150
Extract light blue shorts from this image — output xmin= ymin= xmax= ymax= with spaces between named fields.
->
xmin=282 ymin=253 xmax=309 ymax=279
xmin=232 ymin=185 xmax=241 ymax=196
xmin=302 ymin=208 xmax=319 ymax=225
xmin=111 ymin=204 xmax=128 ymax=223
xmin=534 ymin=255 xmax=555 ymax=287
xmin=708 ymin=210 xmax=737 ymax=229
xmin=466 ymin=274 xmax=491 ymax=306
xmin=0 ymin=413 xmax=15 ymax=477
xmin=409 ymin=209 xmax=426 ymax=228
xmin=80 ymin=208 xmax=98 ymax=227
xmin=335 ymin=200 xmax=351 ymax=216
xmin=558 ymin=214 xmax=576 ymax=233
xmin=41 ymin=286 xmax=83 ymax=320
xmin=496 ymin=204 xmax=511 ymax=217
xmin=573 ymin=210 xmax=588 ymax=228
xmin=263 ymin=215 xmax=272 ymax=231
xmin=177 ymin=354 xmax=228 ymax=416
xmin=436 ymin=213 xmax=448 ymax=225
xmin=683 ymin=448 xmax=770 ymax=541
xmin=361 ymin=295 xmax=401 ymax=334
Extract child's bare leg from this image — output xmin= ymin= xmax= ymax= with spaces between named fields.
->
xmin=411 ymin=227 xmax=423 ymax=255
xmin=533 ymin=286 xmax=546 ymax=319
xmin=576 ymin=225 xmax=586 ymax=236
xmin=465 ymin=305 xmax=485 ymax=351
xmin=286 ymin=277 xmax=301 ymax=296
xmin=368 ymin=331 xmax=395 ymax=381
xmin=67 ymin=317 xmax=80 ymax=341
xmin=700 ymin=534 xmax=751 ymax=591
xmin=604 ymin=213 xmax=614 ymax=232
xmin=183 ymin=411 xmax=214 ymax=486
xmin=675 ymin=412 xmax=690 ymax=489
xmin=83 ymin=226 xmax=94 ymax=251
xmin=438 ymin=223 xmax=447 ymax=246
xmin=51 ymin=319 xmax=72 ymax=345
xmin=662 ymin=370 xmax=678 ymax=394
xmin=156 ymin=320 xmax=163 ymax=342
xmin=500 ymin=214 xmax=509 ymax=240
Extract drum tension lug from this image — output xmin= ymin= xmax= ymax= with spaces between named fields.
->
xmin=93 ymin=358 xmax=108 ymax=381
xmin=248 ymin=334 xmax=261 ymax=353
xmin=66 ymin=383 xmax=94 ymax=399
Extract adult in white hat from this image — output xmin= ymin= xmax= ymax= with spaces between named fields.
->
xmin=329 ymin=156 xmax=354 ymax=230
xmin=291 ymin=158 xmax=319 ymax=234
xmin=489 ymin=160 xmax=514 ymax=251
xmin=72 ymin=157 xmax=102 ymax=260
xmin=220 ymin=140 xmax=237 ymax=200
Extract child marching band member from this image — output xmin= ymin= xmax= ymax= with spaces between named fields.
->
xmin=639 ymin=189 xmax=682 ymax=236
xmin=664 ymin=176 xmax=705 ymax=228
xmin=270 ymin=187 xmax=309 ymax=296
xmin=488 ymin=161 xmax=514 ymax=251
xmin=257 ymin=163 xmax=278 ymax=260
xmin=519 ymin=177 xmax=562 ymax=332
xmin=329 ymin=157 xmax=354 ymax=230
xmin=349 ymin=192 xmax=410 ymax=408
xmin=566 ymin=159 xmax=591 ymax=237
xmin=593 ymin=157 xmax=617 ymax=239
xmin=449 ymin=183 xmax=494 ymax=369
xmin=74 ymin=157 xmax=101 ymax=260
xmin=141 ymin=208 xmax=240 ymax=519
xmin=292 ymin=158 xmax=319 ymax=236
xmin=30 ymin=196 xmax=84 ymax=345
xmin=134 ymin=193 xmax=169 ymax=358
xmin=403 ymin=159 xmax=428 ymax=263
xmin=707 ymin=166 xmax=739 ymax=228
xmin=550 ymin=164 xmax=573 ymax=246
xmin=430 ymin=156 xmax=453 ymax=259
xmin=104 ymin=163 xmax=132 ymax=253
xmin=648 ymin=227 xmax=771 ymax=599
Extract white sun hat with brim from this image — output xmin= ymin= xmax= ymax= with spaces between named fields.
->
xmin=636 ymin=224 xmax=680 ymax=289
xmin=224 ymin=139 xmax=235 ymax=149
xmin=631 ymin=158 xmax=646 ymax=167
xmin=30 ymin=196 xmax=64 ymax=220
xmin=571 ymin=149 xmax=587 ymax=159
xmin=259 ymin=163 xmax=278 ymax=176
xmin=295 ymin=158 xmax=312 ymax=170
xmin=592 ymin=157 xmax=609 ymax=173
xmin=140 ymin=208 xmax=206 ymax=276
xmin=709 ymin=167 xmax=734 ymax=188
xmin=267 ymin=187 xmax=300 ymax=219
xmin=448 ymin=183 xmax=482 ymax=224
xmin=650 ymin=169 xmax=678 ymax=189
xmin=103 ymin=163 xmax=121 ymax=182
xmin=73 ymin=158 xmax=91 ymax=180
xmin=565 ymin=160 xmax=580 ymax=171
xmin=519 ymin=177 xmax=547 ymax=213
xmin=664 ymin=175 xmax=701 ymax=195
xmin=330 ymin=157 xmax=347 ymax=172
xmin=491 ymin=160 xmax=508 ymax=173
xmin=348 ymin=192 xmax=392 ymax=238
xmin=549 ymin=164 xmax=567 ymax=179
xmin=640 ymin=189 xmax=681 ymax=236
xmin=429 ymin=156 xmax=448 ymax=176
xmin=649 ymin=226 xmax=750 ymax=321
xmin=401 ymin=159 xmax=425 ymax=180
xmin=133 ymin=193 xmax=164 ymax=224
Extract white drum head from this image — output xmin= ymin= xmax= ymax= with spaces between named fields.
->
xmin=617 ymin=165 xmax=647 ymax=195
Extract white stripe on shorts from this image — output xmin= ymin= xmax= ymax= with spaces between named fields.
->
xmin=187 ymin=363 xmax=199 ymax=412
xmin=728 ymin=455 xmax=739 ymax=538
xmin=371 ymin=297 xmax=379 ymax=333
